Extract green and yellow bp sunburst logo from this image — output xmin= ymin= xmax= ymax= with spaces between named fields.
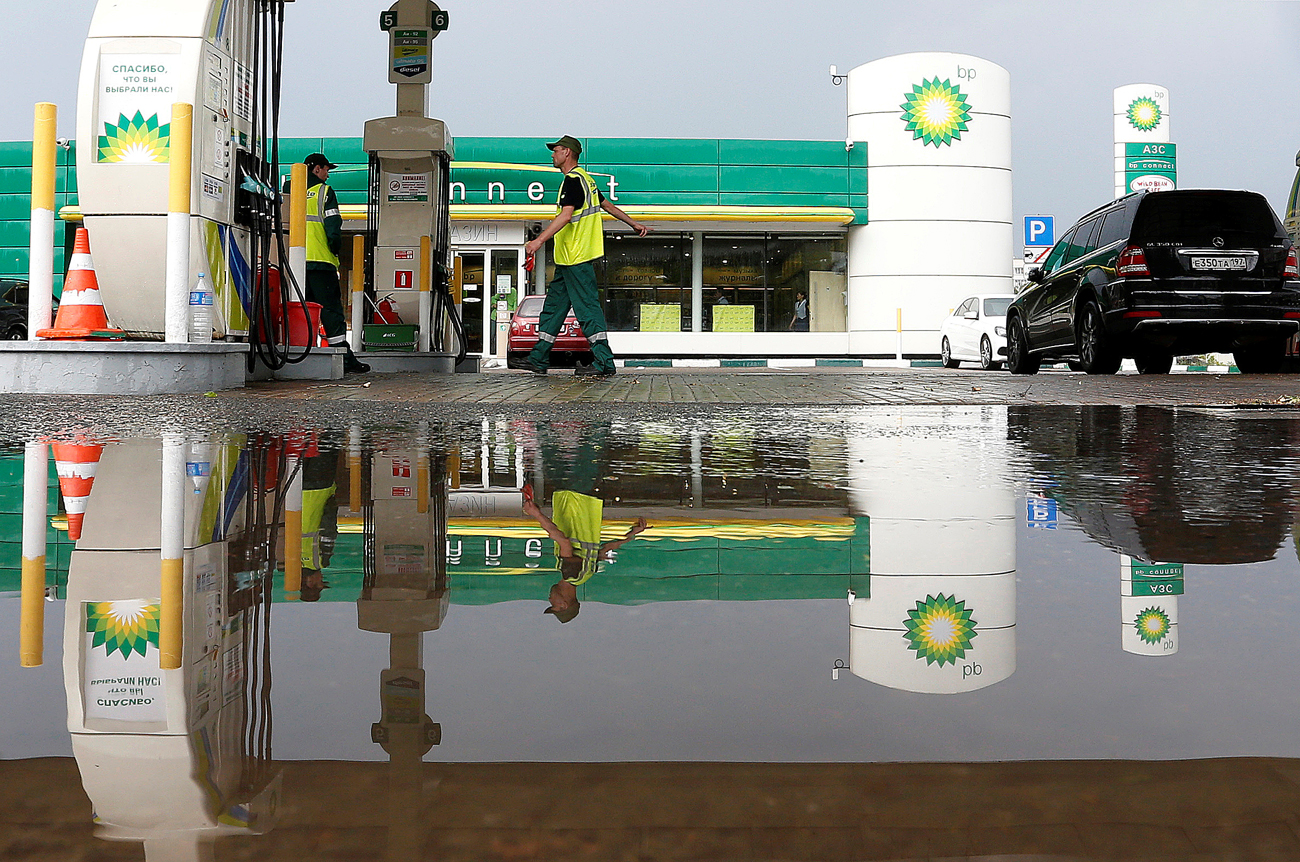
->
xmin=903 ymin=593 xmax=977 ymax=665
xmin=97 ymin=111 xmax=171 ymax=164
xmin=1134 ymin=606 xmax=1171 ymax=644
xmin=900 ymin=78 xmax=973 ymax=147
xmin=85 ymin=600 xmax=160 ymax=659
xmin=1126 ymin=97 xmax=1163 ymax=133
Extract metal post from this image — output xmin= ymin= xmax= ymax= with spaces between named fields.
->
xmin=28 ymin=103 xmax=56 ymax=339
xmin=351 ymin=234 xmax=366 ymax=352
xmin=20 ymin=441 xmax=47 ymax=666
xmin=165 ymin=103 xmax=193 ymax=343
xmin=896 ymin=307 xmax=904 ymax=364
xmin=159 ymin=436 xmax=185 ymax=669
xmin=691 ymin=231 xmax=703 ymax=332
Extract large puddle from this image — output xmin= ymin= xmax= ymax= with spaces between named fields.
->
xmin=3 ymin=406 xmax=1300 ymax=860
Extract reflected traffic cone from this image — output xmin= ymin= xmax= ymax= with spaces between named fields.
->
xmin=36 ymin=227 xmax=125 ymax=340
xmin=51 ymin=442 xmax=104 ymax=540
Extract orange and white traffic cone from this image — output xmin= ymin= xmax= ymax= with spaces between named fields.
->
xmin=36 ymin=227 xmax=125 ymax=340
xmin=51 ymin=442 xmax=104 ymax=541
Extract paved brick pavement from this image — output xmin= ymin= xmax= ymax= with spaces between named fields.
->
xmin=231 ymin=366 xmax=1300 ymax=408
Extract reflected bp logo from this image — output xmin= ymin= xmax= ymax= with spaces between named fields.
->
xmin=1133 ymin=606 xmax=1172 ymax=644
xmin=97 ymin=111 xmax=171 ymax=164
xmin=85 ymin=600 xmax=161 ymax=659
xmin=903 ymin=593 xmax=977 ymax=665
xmin=900 ymin=78 xmax=973 ymax=147
xmin=1126 ymin=97 xmax=1163 ymax=132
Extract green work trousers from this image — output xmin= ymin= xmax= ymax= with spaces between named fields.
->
xmin=527 ymin=261 xmax=615 ymax=372
xmin=306 ymin=266 xmax=347 ymax=347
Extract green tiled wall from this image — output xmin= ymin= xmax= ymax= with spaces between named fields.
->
xmin=0 ymin=136 xmax=865 ymax=288
xmin=0 ymin=452 xmax=74 ymax=595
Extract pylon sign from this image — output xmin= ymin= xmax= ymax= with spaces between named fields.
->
xmin=1114 ymin=84 xmax=1175 ymax=198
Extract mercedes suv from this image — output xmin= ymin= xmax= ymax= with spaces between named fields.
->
xmin=1006 ymin=189 xmax=1300 ymax=374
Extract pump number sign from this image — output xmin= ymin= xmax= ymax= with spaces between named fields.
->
xmin=390 ymin=28 xmax=432 ymax=84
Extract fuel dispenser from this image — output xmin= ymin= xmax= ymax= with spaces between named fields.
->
xmin=358 ymin=429 xmax=449 ymax=860
xmin=59 ymin=435 xmax=282 ymax=860
xmin=74 ymin=0 xmax=464 ymax=372
xmin=362 ymin=0 xmax=464 ymax=360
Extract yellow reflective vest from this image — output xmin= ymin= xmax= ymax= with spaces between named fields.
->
xmin=553 ymin=168 xmax=604 ymax=266
xmin=300 ymin=483 xmax=336 ymax=570
xmin=306 ymin=182 xmax=340 ymax=268
xmin=552 ymin=489 xmax=603 ymax=585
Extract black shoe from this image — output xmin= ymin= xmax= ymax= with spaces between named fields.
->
xmin=574 ymin=362 xmax=615 ymax=378
xmin=344 ymin=357 xmax=370 ymax=374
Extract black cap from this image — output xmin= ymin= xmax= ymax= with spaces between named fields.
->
xmin=546 ymin=136 xmax=582 ymax=158
xmin=304 ymin=153 xmax=338 ymax=169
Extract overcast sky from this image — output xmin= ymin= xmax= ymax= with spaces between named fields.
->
xmin=4 ymin=0 xmax=1298 ymax=231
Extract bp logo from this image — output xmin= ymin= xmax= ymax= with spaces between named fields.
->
xmin=97 ymin=111 xmax=171 ymax=164
xmin=1133 ymin=606 xmax=1172 ymax=644
xmin=903 ymin=593 xmax=977 ymax=665
xmin=85 ymin=600 xmax=161 ymax=659
xmin=899 ymin=78 xmax=973 ymax=147
xmin=1126 ymin=97 xmax=1163 ymax=133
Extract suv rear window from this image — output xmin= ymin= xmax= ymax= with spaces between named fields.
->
xmin=1132 ymin=191 xmax=1283 ymax=246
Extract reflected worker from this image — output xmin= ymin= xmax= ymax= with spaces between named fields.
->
xmin=520 ymin=420 xmax=648 ymax=621
xmin=516 ymin=136 xmax=651 ymax=378
xmin=523 ymin=493 xmax=647 ymax=623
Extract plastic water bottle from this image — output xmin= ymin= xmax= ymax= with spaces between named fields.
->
xmin=189 ymin=272 xmax=213 ymax=344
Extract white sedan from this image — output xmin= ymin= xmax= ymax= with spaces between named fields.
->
xmin=939 ymin=294 xmax=1013 ymax=370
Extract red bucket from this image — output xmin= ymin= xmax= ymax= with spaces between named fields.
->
xmin=285 ymin=301 xmax=323 ymax=346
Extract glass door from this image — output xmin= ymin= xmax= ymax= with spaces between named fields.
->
xmin=456 ymin=251 xmax=485 ymax=355
xmin=488 ymin=249 xmax=520 ymax=357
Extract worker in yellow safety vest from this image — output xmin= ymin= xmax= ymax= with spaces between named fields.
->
xmin=520 ymin=419 xmax=648 ymax=622
xmin=304 ymin=153 xmax=369 ymax=374
xmin=514 ymin=136 xmax=651 ymax=378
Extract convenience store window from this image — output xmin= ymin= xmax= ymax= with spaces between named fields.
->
xmin=598 ymin=233 xmax=691 ymax=332
xmin=705 ymin=234 xmax=847 ymax=332
xmin=541 ymin=231 xmax=847 ymax=332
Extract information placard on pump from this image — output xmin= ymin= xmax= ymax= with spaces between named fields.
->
xmin=389 ymin=27 xmax=432 ymax=84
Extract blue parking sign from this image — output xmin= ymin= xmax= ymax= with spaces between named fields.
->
xmin=1024 ymin=216 xmax=1054 ymax=248
xmin=1026 ymin=494 xmax=1057 ymax=529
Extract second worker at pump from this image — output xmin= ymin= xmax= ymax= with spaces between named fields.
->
xmin=301 ymin=153 xmax=369 ymax=374
xmin=516 ymin=136 xmax=651 ymax=377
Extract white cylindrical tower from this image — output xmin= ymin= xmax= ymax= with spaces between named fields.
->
xmin=1114 ymin=84 xmax=1174 ymax=198
xmin=844 ymin=408 xmax=1016 ymax=693
xmin=845 ymin=53 xmax=1012 ymax=357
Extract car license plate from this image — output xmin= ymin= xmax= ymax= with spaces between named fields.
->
xmin=1190 ymin=256 xmax=1248 ymax=271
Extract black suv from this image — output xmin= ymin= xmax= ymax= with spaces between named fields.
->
xmin=1006 ymin=189 xmax=1300 ymax=374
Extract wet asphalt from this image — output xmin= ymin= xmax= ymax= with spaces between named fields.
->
xmin=0 ymin=365 xmax=1297 ymax=441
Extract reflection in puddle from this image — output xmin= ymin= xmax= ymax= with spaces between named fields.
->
xmin=4 ymin=406 xmax=1300 ymax=859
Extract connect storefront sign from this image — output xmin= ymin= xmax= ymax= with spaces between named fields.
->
xmin=1125 ymin=142 xmax=1177 ymax=194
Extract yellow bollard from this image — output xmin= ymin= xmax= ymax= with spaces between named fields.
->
xmin=29 ymin=103 xmax=57 ymax=337
xmin=284 ymin=455 xmax=303 ymax=598
xmin=418 ymin=234 xmax=432 ymax=352
xmin=165 ymin=104 xmax=193 ymax=343
xmin=159 ymin=557 xmax=184 ymax=669
xmin=159 ymin=437 xmax=186 ymax=669
xmin=288 ymin=163 xmax=308 ymax=301
xmin=350 ymin=234 xmax=366 ymax=352
xmin=19 ymin=440 xmax=48 ymax=667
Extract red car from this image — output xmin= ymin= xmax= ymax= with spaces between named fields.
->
xmin=506 ymin=296 xmax=593 ymax=367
